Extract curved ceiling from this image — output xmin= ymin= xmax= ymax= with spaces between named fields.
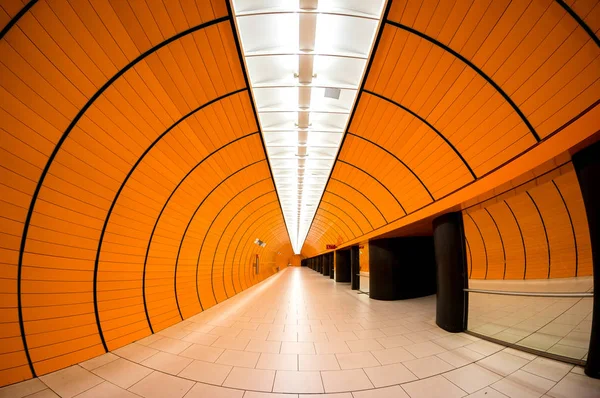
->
xmin=303 ymin=0 xmax=600 ymax=256
xmin=0 ymin=0 xmax=291 ymax=386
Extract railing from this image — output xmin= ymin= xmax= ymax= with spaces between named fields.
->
xmin=464 ymin=288 xmax=593 ymax=298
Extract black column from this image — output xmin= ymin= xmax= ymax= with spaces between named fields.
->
xmin=329 ymin=253 xmax=334 ymax=279
xmin=319 ymin=256 xmax=324 ymax=274
xmin=433 ymin=212 xmax=468 ymax=333
xmin=335 ymin=249 xmax=351 ymax=282
xmin=369 ymin=237 xmax=436 ymax=300
xmin=350 ymin=246 xmax=360 ymax=290
xmin=323 ymin=254 xmax=330 ymax=276
xmin=573 ymin=141 xmax=600 ymax=379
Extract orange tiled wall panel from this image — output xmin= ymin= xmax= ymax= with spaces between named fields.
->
xmin=0 ymin=0 xmax=291 ymax=387
xmin=464 ymin=162 xmax=593 ymax=280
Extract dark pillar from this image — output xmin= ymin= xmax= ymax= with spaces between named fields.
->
xmin=319 ymin=256 xmax=324 ymax=274
xmin=323 ymin=254 xmax=330 ymax=276
xmin=350 ymin=246 xmax=360 ymax=290
xmin=329 ymin=253 xmax=334 ymax=279
xmin=573 ymin=141 xmax=600 ymax=379
xmin=335 ymin=249 xmax=351 ymax=282
xmin=369 ymin=237 xmax=436 ymax=300
xmin=433 ymin=212 xmax=468 ymax=333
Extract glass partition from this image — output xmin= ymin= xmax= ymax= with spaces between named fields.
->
xmin=466 ymin=277 xmax=593 ymax=364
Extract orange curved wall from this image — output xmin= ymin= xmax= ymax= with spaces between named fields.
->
xmin=0 ymin=0 xmax=291 ymax=387
xmin=463 ymin=158 xmax=593 ymax=280
xmin=303 ymin=0 xmax=599 ymax=259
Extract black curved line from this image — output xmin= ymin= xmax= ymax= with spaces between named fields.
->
xmin=385 ymin=20 xmax=541 ymax=142
xmin=338 ymin=160 xmax=406 ymax=214
xmin=325 ymin=192 xmax=373 ymax=230
xmin=465 ymin=213 xmax=488 ymax=279
xmin=238 ymin=211 xmax=283 ymax=290
xmin=227 ymin=202 xmax=279 ymax=293
xmin=212 ymin=182 xmax=273 ymax=299
xmin=327 ymin=177 xmax=388 ymax=222
xmin=504 ymin=200 xmax=527 ymax=280
xmin=465 ymin=238 xmax=473 ymax=279
xmin=0 ymin=0 xmax=37 ymax=40
xmin=136 ymin=131 xmax=257 ymax=332
xmin=169 ymin=160 xmax=264 ymax=321
xmin=240 ymin=213 xmax=289 ymax=279
xmin=555 ymin=0 xmax=600 ymax=47
xmin=552 ymin=180 xmax=578 ymax=276
xmin=16 ymin=15 xmax=231 ymax=360
xmin=321 ymin=199 xmax=365 ymax=235
xmin=347 ymin=133 xmax=435 ymax=200
xmin=192 ymin=161 xmax=267 ymax=305
xmin=202 ymin=181 xmax=271 ymax=303
xmin=316 ymin=208 xmax=354 ymax=240
xmin=118 ymin=93 xmax=250 ymax=334
xmin=525 ymin=192 xmax=551 ymax=278
xmin=360 ymin=91 xmax=477 ymax=180
xmin=484 ymin=208 xmax=506 ymax=279
xmin=313 ymin=211 xmax=351 ymax=242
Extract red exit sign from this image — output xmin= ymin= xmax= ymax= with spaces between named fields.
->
xmin=326 ymin=244 xmax=337 ymax=250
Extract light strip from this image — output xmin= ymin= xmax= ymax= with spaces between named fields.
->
xmin=233 ymin=0 xmax=386 ymax=254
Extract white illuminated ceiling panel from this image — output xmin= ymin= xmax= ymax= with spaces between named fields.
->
xmin=232 ymin=0 xmax=386 ymax=254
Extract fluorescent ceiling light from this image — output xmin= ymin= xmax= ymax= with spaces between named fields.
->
xmin=233 ymin=0 xmax=386 ymax=254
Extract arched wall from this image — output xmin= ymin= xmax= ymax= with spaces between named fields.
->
xmin=303 ymin=0 xmax=599 ymax=262
xmin=0 ymin=0 xmax=290 ymax=387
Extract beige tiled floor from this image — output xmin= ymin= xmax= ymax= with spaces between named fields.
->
xmin=2 ymin=267 xmax=599 ymax=398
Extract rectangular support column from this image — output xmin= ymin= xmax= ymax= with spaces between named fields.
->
xmin=573 ymin=141 xmax=600 ymax=379
xmin=350 ymin=246 xmax=360 ymax=290
xmin=335 ymin=249 xmax=351 ymax=282
xmin=323 ymin=254 xmax=330 ymax=276
xmin=329 ymin=253 xmax=334 ymax=279
xmin=433 ymin=212 xmax=468 ymax=333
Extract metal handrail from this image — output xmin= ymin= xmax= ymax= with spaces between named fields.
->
xmin=464 ymin=288 xmax=593 ymax=298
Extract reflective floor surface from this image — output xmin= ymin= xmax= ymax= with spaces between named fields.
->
xmin=2 ymin=267 xmax=599 ymax=398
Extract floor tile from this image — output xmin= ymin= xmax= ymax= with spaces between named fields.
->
xmin=401 ymin=375 xmax=466 ymax=398
xmin=434 ymin=335 xmax=474 ymax=350
xmin=371 ymin=347 xmax=416 ymax=365
xmin=301 ymin=394 xmax=350 ymax=398
xmin=326 ymin=331 xmax=358 ymax=341
xmin=364 ymin=363 xmax=417 ymax=387
xmin=39 ymin=365 xmax=103 ymax=398
xmin=281 ymin=342 xmax=315 ymax=355
xmin=183 ymin=383 xmax=243 ymax=398
xmin=321 ymin=369 xmax=373 ymax=393
xmin=222 ymin=367 xmax=275 ymax=392
xmin=492 ymin=369 xmax=555 ymax=398
xmin=148 ymin=337 xmax=192 ymax=355
xmin=465 ymin=340 xmax=504 ymax=356
xmin=443 ymin=363 xmax=502 ymax=393
xmin=114 ymin=344 xmax=159 ymax=363
xmin=466 ymin=387 xmax=508 ymax=397
xmin=521 ymin=357 xmax=573 ymax=382
xmin=245 ymin=340 xmax=282 ymax=354
xmin=518 ymin=333 xmax=562 ymax=351
xmin=546 ymin=373 xmax=600 ymax=398
xmin=335 ymin=351 xmax=380 ymax=369
xmin=93 ymin=358 xmax=153 ymax=388
xmin=298 ymin=331 xmax=329 ymax=342
xmin=354 ymin=329 xmax=386 ymax=340
xmin=268 ymin=331 xmax=298 ymax=342
xmin=478 ymin=351 xmax=530 ymax=376
xmin=216 ymin=350 xmax=260 ymax=368
xmin=436 ymin=347 xmax=484 ymax=367
xmin=273 ymin=370 xmax=323 ymax=393
xmin=243 ymin=392 xmax=299 ymax=398
xmin=79 ymin=353 xmax=119 ymax=371
xmin=75 ymin=381 xmax=139 ymax=398
xmin=404 ymin=356 xmax=454 ymax=378
xmin=256 ymin=353 xmax=298 ymax=370
xmin=352 ymin=385 xmax=410 ymax=398
xmin=212 ymin=336 xmax=250 ymax=351
xmin=142 ymin=351 xmax=193 ymax=375
xmin=179 ymin=343 xmax=224 ymax=362
xmin=178 ymin=360 xmax=232 ymax=385
xmin=26 ymin=390 xmax=61 ymax=397
xmin=376 ymin=335 xmax=415 ymax=349
xmin=238 ymin=330 xmax=271 ymax=341
xmin=299 ymin=354 xmax=340 ymax=371
xmin=182 ymin=332 xmax=219 ymax=346
xmin=404 ymin=341 xmax=446 ymax=358
xmin=129 ymin=371 xmax=193 ymax=398
xmin=0 ymin=378 xmax=46 ymax=398
xmin=315 ymin=341 xmax=351 ymax=354
xmin=346 ymin=339 xmax=384 ymax=352
xmin=209 ymin=326 xmax=241 ymax=337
